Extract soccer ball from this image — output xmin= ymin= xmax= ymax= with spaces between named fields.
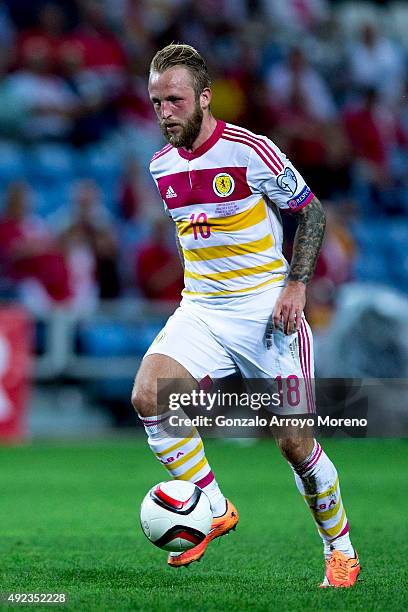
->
xmin=140 ymin=480 xmax=212 ymax=551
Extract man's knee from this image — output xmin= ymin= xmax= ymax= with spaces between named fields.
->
xmin=131 ymin=381 xmax=157 ymax=417
xmin=131 ymin=354 xmax=197 ymax=417
xmin=276 ymin=436 xmax=314 ymax=464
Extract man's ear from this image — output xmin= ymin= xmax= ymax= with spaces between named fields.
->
xmin=200 ymin=87 xmax=212 ymax=111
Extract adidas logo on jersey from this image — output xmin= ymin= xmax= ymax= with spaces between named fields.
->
xmin=166 ymin=186 xmax=177 ymax=198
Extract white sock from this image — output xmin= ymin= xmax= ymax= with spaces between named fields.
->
xmin=290 ymin=440 xmax=355 ymax=559
xmin=139 ymin=412 xmax=226 ymax=516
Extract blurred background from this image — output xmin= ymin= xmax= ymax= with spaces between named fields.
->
xmin=1 ymin=0 xmax=408 ymax=441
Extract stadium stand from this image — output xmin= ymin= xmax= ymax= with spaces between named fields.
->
xmin=0 ymin=0 xmax=406 ymax=421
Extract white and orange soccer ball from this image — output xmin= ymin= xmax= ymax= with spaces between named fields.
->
xmin=140 ymin=481 xmax=212 ymax=551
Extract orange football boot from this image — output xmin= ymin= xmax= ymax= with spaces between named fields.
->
xmin=320 ymin=549 xmax=360 ymax=588
xmin=167 ymin=499 xmax=239 ymax=567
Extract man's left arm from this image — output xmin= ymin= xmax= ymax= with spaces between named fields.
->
xmin=273 ymin=196 xmax=326 ymax=334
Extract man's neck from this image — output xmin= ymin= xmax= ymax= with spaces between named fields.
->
xmin=189 ymin=115 xmax=218 ymax=152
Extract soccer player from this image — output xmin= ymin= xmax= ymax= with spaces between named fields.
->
xmin=132 ymin=44 xmax=360 ymax=588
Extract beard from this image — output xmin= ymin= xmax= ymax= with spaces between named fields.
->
xmin=160 ymin=103 xmax=203 ymax=149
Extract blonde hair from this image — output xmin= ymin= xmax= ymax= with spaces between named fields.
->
xmin=150 ymin=43 xmax=211 ymax=98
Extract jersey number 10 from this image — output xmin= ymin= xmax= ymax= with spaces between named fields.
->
xmin=189 ymin=212 xmax=211 ymax=240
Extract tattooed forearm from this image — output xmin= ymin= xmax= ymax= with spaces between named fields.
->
xmin=287 ymin=196 xmax=326 ymax=284
xmin=175 ymin=230 xmax=185 ymax=269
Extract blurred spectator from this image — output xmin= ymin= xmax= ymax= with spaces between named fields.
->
xmin=118 ymin=159 xmax=144 ymax=221
xmin=16 ymin=2 xmax=68 ymax=71
xmin=6 ymin=40 xmax=79 ymax=141
xmin=348 ymin=23 xmax=405 ymax=106
xmin=0 ymin=0 xmax=15 ymax=54
xmin=307 ymin=203 xmax=355 ymax=329
xmin=262 ymin=0 xmax=330 ymax=34
xmin=120 ymin=0 xmax=155 ymax=61
xmin=118 ymin=156 xmax=163 ymax=224
xmin=239 ymin=79 xmax=278 ymax=136
xmin=0 ymin=181 xmax=71 ymax=311
xmin=59 ymin=179 xmax=120 ymax=306
xmin=136 ymin=217 xmax=183 ymax=302
xmin=0 ymin=52 xmax=29 ymax=138
xmin=177 ymin=0 xmax=231 ymax=54
xmin=3 ymin=0 xmax=77 ymax=30
xmin=69 ymin=0 xmax=127 ymax=83
xmin=119 ymin=55 xmax=155 ymax=128
xmin=59 ymin=39 xmax=119 ymax=145
xmin=273 ymin=98 xmax=350 ymax=199
xmin=302 ymin=15 xmax=349 ymax=108
xmin=267 ymin=50 xmax=350 ymax=198
xmin=343 ymin=87 xmax=407 ymax=214
xmin=266 ymin=47 xmax=336 ymax=122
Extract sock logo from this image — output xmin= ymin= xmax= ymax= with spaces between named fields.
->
xmin=160 ymin=451 xmax=184 ymax=465
xmin=318 ymin=499 xmax=337 ymax=511
xmin=310 ymin=498 xmax=337 ymax=511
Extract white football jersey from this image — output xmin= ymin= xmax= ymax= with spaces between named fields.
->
xmin=149 ymin=120 xmax=314 ymax=304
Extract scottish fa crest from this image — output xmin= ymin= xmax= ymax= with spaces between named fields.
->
xmin=213 ymin=173 xmax=235 ymax=197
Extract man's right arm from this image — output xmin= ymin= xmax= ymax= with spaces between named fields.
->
xmin=175 ymin=230 xmax=185 ymax=269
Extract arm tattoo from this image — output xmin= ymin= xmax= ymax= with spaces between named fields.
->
xmin=175 ymin=230 xmax=185 ymax=270
xmin=287 ymin=196 xmax=326 ymax=284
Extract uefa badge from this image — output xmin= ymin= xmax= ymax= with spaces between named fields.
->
xmin=213 ymin=173 xmax=235 ymax=197
xmin=277 ymin=167 xmax=298 ymax=195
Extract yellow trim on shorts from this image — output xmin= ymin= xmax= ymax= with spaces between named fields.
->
xmin=182 ymin=274 xmax=285 ymax=297
xmin=178 ymin=456 xmax=208 ymax=481
xmin=177 ymin=198 xmax=267 ymax=236
xmin=184 ymin=259 xmax=284 ymax=282
xmin=168 ymin=440 xmax=204 ymax=471
xmin=182 ymin=234 xmax=274 ymax=262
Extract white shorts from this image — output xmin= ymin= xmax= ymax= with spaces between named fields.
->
xmin=145 ymin=287 xmax=315 ymax=415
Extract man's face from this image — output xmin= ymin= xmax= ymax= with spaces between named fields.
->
xmin=148 ymin=67 xmax=204 ymax=149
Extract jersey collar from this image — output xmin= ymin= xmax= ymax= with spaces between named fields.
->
xmin=177 ymin=119 xmax=226 ymax=160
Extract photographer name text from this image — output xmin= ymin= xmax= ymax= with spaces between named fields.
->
xmin=168 ymin=415 xmax=368 ymax=428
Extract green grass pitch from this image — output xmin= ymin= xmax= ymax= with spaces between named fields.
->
xmin=1 ymin=438 xmax=407 ymax=611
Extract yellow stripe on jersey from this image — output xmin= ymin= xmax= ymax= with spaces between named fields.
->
xmin=177 ymin=198 xmax=267 ymax=236
xmin=183 ymin=274 xmax=285 ymax=297
xmin=183 ymin=234 xmax=273 ymax=262
xmin=184 ymin=258 xmax=284 ymax=282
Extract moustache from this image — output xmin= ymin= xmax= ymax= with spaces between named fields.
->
xmin=161 ymin=122 xmax=181 ymax=128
